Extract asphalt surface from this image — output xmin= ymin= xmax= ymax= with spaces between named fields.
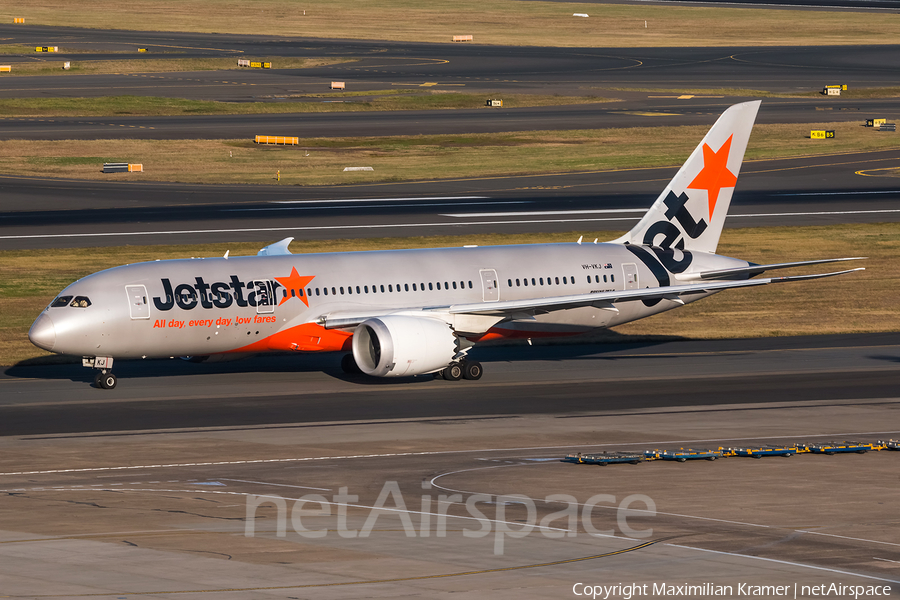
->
xmin=0 ymin=99 xmax=895 ymax=140
xmin=1 ymin=25 xmax=899 ymax=597
xmin=2 ymin=149 xmax=899 ymax=249
xmin=4 ymin=332 xmax=899 ymax=436
xmin=1 ymin=26 xmax=900 ymax=103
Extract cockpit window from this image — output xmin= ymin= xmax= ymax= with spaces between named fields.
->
xmin=50 ymin=296 xmax=73 ymax=308
xmin=71 ymin=296 xmax=91 ymax=308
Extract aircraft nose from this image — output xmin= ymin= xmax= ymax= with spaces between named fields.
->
xmin=29 ymin=312 xmax=56 ymax=351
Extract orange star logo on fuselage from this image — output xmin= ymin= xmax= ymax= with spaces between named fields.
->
xmin=274 ymin=267 xmax=315 ymax=307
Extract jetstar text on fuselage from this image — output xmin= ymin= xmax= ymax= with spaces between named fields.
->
xmin=152 ymin=276 xmax=284 ymax=311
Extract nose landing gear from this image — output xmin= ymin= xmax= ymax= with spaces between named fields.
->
xmin=93 ymin=371 xmax=117 ymax=389
xmin=84 ymin=356 xmax=116 ymax=389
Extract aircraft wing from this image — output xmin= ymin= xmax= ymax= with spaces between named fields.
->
xmin=446 ymin=267 xmax=864 ymax=317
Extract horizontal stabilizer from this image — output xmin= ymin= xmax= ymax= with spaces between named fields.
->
xmin=678 ymin=257 xmax=867 ymax=281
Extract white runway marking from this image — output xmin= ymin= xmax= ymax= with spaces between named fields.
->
xmin=795 ymin=530 xmax=900 ymax=548
xmin=772 ymin=190 xmax=900 ymax=196
xmin=667 ymin=544 xmax=900 ymax=585
xmin=3 ymin=210 xmax=900 ymax=241
xmin=731 ymin=209 xmax=900 ymax=218
xmin=272 ymin=196 xmax=490 ymax=204
xmin=441 ymin=209 xmax=645 ymax=217
xmin=226 ymin=200 xmax=525 ymax=212
xmin=429 ymin=464 xmax=773 ymax=529
xmin=219 ymin=478 xmax=332 ymax=491
xmin=3 ymin=429 xmax=897 ymax=477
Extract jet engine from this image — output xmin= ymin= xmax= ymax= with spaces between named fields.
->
xmin=352 ymin=316 xmax=459 ymax=377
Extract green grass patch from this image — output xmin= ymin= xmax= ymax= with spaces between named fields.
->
xmin=12 ymin=0 xmax=900 ymax=47
xmin=3 ymin=224 xmax=898 ymax=366
xmin=286 ymin=89 xmax=422 ymax=98
xmin=0 ymin=93 xmax=613 ymax=117
xmin=0 ymin=120 xmax=898 ymax=186
xmin=0 ymin=45 xmax=38 ymax=54
xmin=0 ymin=57 xmax=346 ymax=76
xmin=611 ymin=87 xmax=778 ymax=97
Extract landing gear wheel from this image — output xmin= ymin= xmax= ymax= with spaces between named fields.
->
xmin=442 ymin=362 xmax=462 ymax=381
xmin=93 ymin=372 xmax=104 ymax=388
xmin=99 ymin=373 xmax=117 ymax=389
xmin=462 ymin=360 xmax=483 ymax=380
xmin=341 ymin=353 xmax=361 ymax=374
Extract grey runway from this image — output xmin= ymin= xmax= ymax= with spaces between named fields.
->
xmin=4 ymin=333 xmax=899 ymax=436
xmin=2 ymin=149 xmax=899 ymax=249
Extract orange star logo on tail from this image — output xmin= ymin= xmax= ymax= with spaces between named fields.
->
xmin=687 ymin=134 xmax=737 ymax=220
xmin=275 ymin=267 xmax=315 ymax=307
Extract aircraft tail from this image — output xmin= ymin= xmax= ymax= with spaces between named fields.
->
xmin=613 ymin=100 xmax=761 ymax=254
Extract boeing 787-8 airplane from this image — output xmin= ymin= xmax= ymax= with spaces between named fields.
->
xmin=29 ymin=101 xmax=863 ymax=388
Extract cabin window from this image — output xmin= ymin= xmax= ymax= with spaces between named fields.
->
xmin=332 ymin=287 xmax=336 ymax=295
xmin=555 ymin=277 xmax=560 ymax=284
xmin=420 ymin=282 xmax=425 ymax=291
xmin=468 ymin=281 xmax=473 ymax=288
xmin=323 ymin=288 xmax=328 ymax=296
xmin=291 ymin=289 xmax=296 ymax=297
xmin=453 ymin=281 xmax=458 ymax=289
xmin=405 ymin=284 xmax=409 ymax=292
xmin=611 ymin=274 xmax=615 ymax=282
xmin=413 ymin=283 xmax=417 ymax=291
xmin=603 ymin=275 xmax=607 ymax=283
xmin=508 ymin=279 xmax=512 ymax=287
xmin=540 ymin=278 xmax=544 ymax=285
xmin=531 ymin=278 xmax=536 ymax=286
xmin=315 ymin=288 xmax=320 ymax=296
xmin=429 ymin=283 xmax=433 ymax=291
xmin=380 ymin=285 xmax=385 ymax=293
xmin=516 ymin=279 xmax=520 ymax=287
xmin=563 ymin=277 xmax=567 ymax=284
xmin=299 ymin=288 xmax=305 ymax=297
xmin=524 ymin=278 xmax=528 ymax=287
xmin=308 ymin=288 xmax=313 ymax=296
xmin=444 ymin=282 xmax=449 ymax=289
xmin=51 ymin=296 xmax=73 ymax=308
xmin=340 ymin=287 xmax=345 ymax=295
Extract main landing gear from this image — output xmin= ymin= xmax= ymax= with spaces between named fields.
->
xmin=85 ymin=356 xmax=116 ymax=389
xmin=439 ymin=359 xmax=482 ymax=381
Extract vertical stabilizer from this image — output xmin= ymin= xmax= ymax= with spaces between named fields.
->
xmin=613 ymin=100 xmax=761 ymax=254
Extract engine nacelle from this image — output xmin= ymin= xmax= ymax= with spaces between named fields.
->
xmin=352 ymin=316 xmax=458 ymax=377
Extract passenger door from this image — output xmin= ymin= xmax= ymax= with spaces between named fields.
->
xmin=622 ymin=263 xmax=639 ymax=290
xmin=253 ymin=280 xmax=276 ymax=314
xmin=125 ymin=285 xmax=150 ymax=320
xmin=480 ymin=269 xmax=500 ymax=302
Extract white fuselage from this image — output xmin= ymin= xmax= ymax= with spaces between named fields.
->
xmin=31 ymin=242 xmax=747 ymax=360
